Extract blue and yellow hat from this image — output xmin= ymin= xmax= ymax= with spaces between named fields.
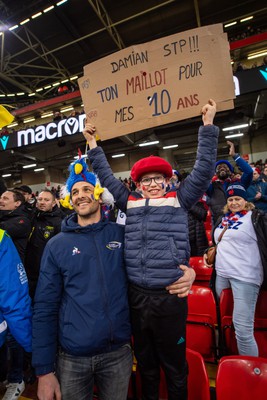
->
xmin=66 ymin=155 xmax=96 ymax=193
xmin=65 ymin=150 xmax=104 ymax=201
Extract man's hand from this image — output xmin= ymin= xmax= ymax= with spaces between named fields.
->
xmin=166 ymin=265 xmax=196 ymax=298
xmin=83 ymin=120 xmax=97 ymax=149
xmin=255 ymin=192 xmax=262 ymax=200
xmin=201 ymin=99 xmax=216 ymax=126
xmin=37 ymin=373 xmax=61 ymax=400
xmin=227 ymin=140 xmax=236 ymax=157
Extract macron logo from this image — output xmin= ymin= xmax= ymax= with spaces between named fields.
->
xmin=259 ymin=67 xmax=267 ymax=82
xmin=0 ymin=136 xmax=9 ymax=150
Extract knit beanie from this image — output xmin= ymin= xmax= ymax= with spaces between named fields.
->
xmin=215 ymin=160 xmax=234 ymax=173
xmin=226 ymin=183 xmax=247 ymax=200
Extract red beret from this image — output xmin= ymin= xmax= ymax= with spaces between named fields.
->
xmin=131 ymin=155 xmax=173 ymax=182
xmin=253 ymin=167 xmax=261 ymax=175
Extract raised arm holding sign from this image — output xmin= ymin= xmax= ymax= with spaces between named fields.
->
xmin=79 ymin=24 xmax=234 ymax=141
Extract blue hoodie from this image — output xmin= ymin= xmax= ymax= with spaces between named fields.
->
xmin=32 ymin=213 xmax=131 ymax=376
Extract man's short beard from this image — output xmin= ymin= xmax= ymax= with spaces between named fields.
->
xmin=217 ymin=171 xmax=230 ymax=180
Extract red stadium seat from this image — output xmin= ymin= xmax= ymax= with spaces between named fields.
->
xmin=216 ymin=355 xmax=267 ymax=400
xmin=219 ymin=288 xmax=267 ymax=357
xmin=128 ymin=350 xmax=210 ymax=400
xmin=187 ymin=285 xmax=218 ymax=362
xmin=187 ymin=348 xmax=211 ymax=400
xmin=189 ymin=256 xmax=212 ymax=287
xmin=204 ymin=209 xmax=212 ymax=231
xmin=205 ymin=230 xmax=213 ymax=246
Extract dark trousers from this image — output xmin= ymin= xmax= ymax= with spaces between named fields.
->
xmin=129 ymin=284 xmax=188 ymax=400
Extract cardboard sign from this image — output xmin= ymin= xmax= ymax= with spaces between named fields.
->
xmin=79 ymin=24 xmax=235 ymax=140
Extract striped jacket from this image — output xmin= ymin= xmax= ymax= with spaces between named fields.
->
xmin=89 ymin=124 xmax=219 ymax=288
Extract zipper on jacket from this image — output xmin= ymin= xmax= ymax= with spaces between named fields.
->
xmin=141 ymin=199 xmax=149 ymax=286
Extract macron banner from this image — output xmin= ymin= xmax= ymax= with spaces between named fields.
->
xmin=78 ymin=24 xmax=235 ymax=140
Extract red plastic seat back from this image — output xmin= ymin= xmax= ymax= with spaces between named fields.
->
xmin=187 ymin=286 xmax=217 ymax=361
xmin=189 ymin=257 xmax=212 ymax=286
xmin=187 ymin=348 xmax=210 ymax=400
xmin=188 ymin=285 xmax=217 ymax=324
xmin=205 ymin=230 xmax=213 ymax=246
xmin=216 ymin=355 xmax=267 ymax=400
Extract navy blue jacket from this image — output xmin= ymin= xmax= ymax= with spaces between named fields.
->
xmin=32 ymin=214 xmax=131 ymax=376
xmin=247 ymin=179 xmax=267 ymax=212
xmin=89 ymin=124 xmax=219 ymax=288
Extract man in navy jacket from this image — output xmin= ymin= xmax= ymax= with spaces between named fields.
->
xmin=32 ymin=157 xmax=132 ymax=400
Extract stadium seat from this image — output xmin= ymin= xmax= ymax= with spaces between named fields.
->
xmin=220 ymin=288 xmax=267 ymax=357
xmin=189 ymin=256 xmax=212 ymax=287
xmin=187 ymin=285 xmax=218 ymax=361
xmin=128 ymin=349 xmax=210 ymax=400
xmin=187 ymin=348 xmax=211 ymax=400
xmin=204 ymin=209 xmax=212 ymax=231
xmin=205 ymin=229 xmax=213 ymax=246
xmin=216 ymin=355 xmax=267 ymax=400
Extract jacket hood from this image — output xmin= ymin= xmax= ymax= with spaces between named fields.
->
xmin=61 ymin=212 xmax=107 ymax=233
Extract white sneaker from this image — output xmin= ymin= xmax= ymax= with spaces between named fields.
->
xmin=2 ymin=381 xmax=25 ymax=400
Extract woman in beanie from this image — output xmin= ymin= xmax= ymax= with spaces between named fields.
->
xmin=204 ymin=183 xmax=267 ymax=356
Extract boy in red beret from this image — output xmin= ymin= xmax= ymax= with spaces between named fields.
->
xmin=83 ymin=99 xmax=219 ymax=400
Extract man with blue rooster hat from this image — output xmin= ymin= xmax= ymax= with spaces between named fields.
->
xmin=32 ymin=152 xmax=132 ymax=400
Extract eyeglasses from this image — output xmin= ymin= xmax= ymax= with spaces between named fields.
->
xmin=140 ymin=175 xmax=165 ymax=186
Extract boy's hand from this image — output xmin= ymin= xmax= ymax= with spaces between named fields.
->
xmin=166 ymin=265 xmax=196 ymax=298
xmin=83 ymin=120 xmax=97 ymax=149
xmin=227 ymin=140 xmax=236 ymax=157
xmin=201 ymin=99 xmax=216 ymax=126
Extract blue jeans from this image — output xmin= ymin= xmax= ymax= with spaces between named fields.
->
xmin=57 ymin=344 xmax=133 ymax=400
xmin=216 ymin=276 xmax=260 ymax=356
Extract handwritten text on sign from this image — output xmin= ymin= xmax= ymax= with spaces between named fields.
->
xmin=79 ymin=24 xmax=235 ymax=140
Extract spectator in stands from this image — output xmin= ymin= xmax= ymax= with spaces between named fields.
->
xmin=0 ymin=229 xmax=32 ymax=400
xmin=53 ymin=111 xmax=62 ymax=122
xmin=188 ymin=199 xmax=209 ymax=257
xmin=262 ymin=56 xmax=267 ymax=66
xmin=247 ymin=167 xmax=267 ymax=212
xmin=206 ymin=141 xmax=253 ymax=225
xmin=0 ymin=190 xmax=31 ymax=262
xmin=0 ymin=178 xmax=6 ymax=196
xmin=261 ymin=165 xmax=267 ymax=183
xmin=14 ymin=185 xmax=36 ymax=215
xmin=25 ymin=189 xmax=64 ymax=299
xmin=169 ymin=169 xmax=182 ymax=189
xmin=204 ymin=183 xmax=267 ymax=356
xmin=83 ymin=99 xmax=218 ymax=400
xmin=32 ymin=157 xmax=132 ymax=400
xmin=0 ymin=190 xmax=32 ymax=400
